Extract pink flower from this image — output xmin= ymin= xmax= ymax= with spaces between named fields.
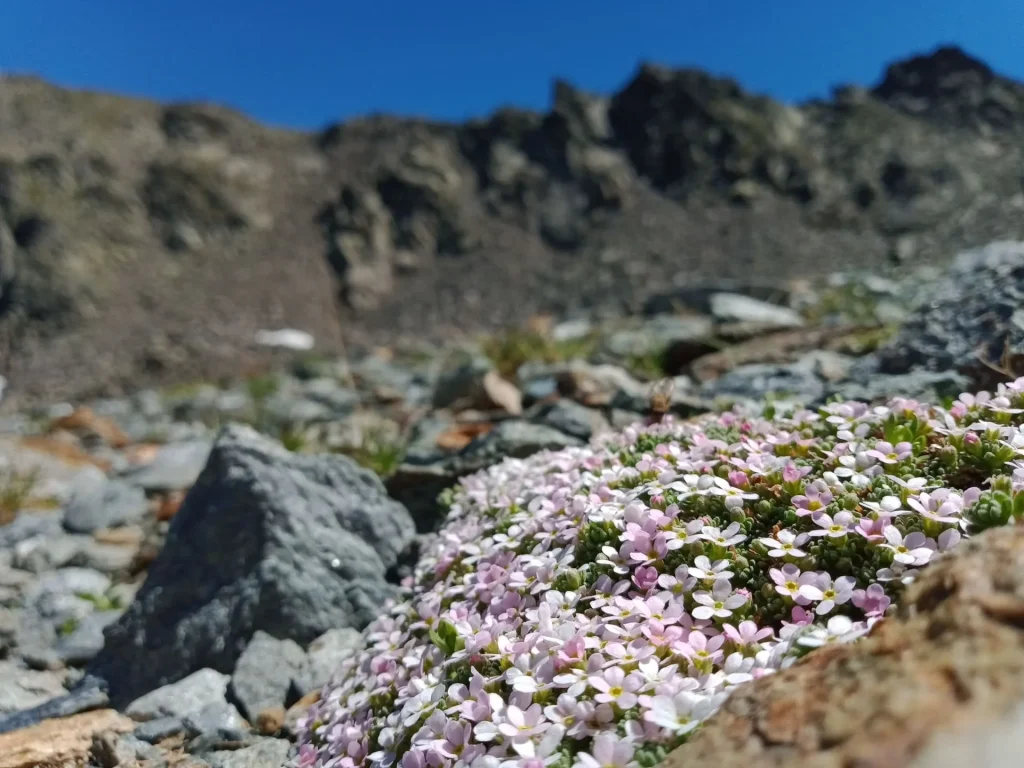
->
xmin=574 ymin=733 xmax=638 ymax=768
xmin=723 ymin=620 xmax=773 ymax=647
xmin=632 ymin=565 xmax=659 ymax=592
xmin=865 ymin=440 xmax=912 ymax=465
xmin=674 ymin=630 xmax=724 ymax=666
xmin=770 ymin=564 xmax=803 ymax=599
xmin=497 ymin=704 xmax=550 ymax=741
xmin=588 ymin=667 xmax=643 ymax=709
xmin=791 ymin=480 xmax=833 ymax=516
xmin=854 ymin=516 xmax=888 ymax=543
xmin=851 ymin=583 xmax=891 ymax=618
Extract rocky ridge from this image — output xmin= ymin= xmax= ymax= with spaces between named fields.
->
xmin=3 ymin=45 xmax=1024 ymax=403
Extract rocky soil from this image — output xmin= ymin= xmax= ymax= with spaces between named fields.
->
xmin=0 ymin=244 xmax=1022 ymax=766
xmin=4 ymin=46 xmax=1024 ymax=403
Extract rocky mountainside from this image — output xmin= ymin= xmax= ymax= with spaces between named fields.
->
xmin=2 ymin=45 xmax=1024 ymax=403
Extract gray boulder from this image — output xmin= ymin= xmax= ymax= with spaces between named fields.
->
xmin=89 ymin=424 xmax=416 ymax=707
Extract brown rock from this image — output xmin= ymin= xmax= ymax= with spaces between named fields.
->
xmin=49 ymin=407 xmax=131 ymax=448
xmin=435 ymin=422 xmax=493 ymax=452
xmin=256 ymin=705 xmax=285 ymax=735
xmin=663 ymin=524 xmax=1024 ymax=768
xmin=0 ymin=709 xmax=133 ymax=768
xmin=155 ymin=491 xmax=186 ymax=522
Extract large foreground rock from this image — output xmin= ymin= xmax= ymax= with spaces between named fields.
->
xmin=665 ymin=524 xmax=1024 ymax=768
xmin=876 ymin=241 xmax=1024 ymax=387
xmin=88 ymin=424 xmax=416 ymax=707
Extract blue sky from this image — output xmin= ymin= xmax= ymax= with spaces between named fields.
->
xmin=2 ymin=1 xmax=1021 ymax=130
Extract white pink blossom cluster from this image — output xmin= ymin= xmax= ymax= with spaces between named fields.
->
xmin=297 ymin=377 xmax=1024 ymax=768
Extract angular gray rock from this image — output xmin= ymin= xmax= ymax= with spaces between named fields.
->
xmin=89 ymin=424 xmax=416 ymax=707
xmin=125 ymin=668 xmax=230 ymax=721
xmin=294 ymin=627 xmax=362 ymax=695
xmin=229 ymin=631 xmax=306 ymax=721
xmin=182 ymin=699 xmax=249 ymax=740
xmin=206 ymin=737 xmax=292 ymax=768
xmin=876 ymin=241 xmax=1024 ymax=387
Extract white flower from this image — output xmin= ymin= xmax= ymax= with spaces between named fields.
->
xmin=880 ymin=527 xmax=936 ymax=566
xmin=691 ymin=579 xmax=747 ymax=620
xmin=642 ymin=691 xmax=716 ymax=734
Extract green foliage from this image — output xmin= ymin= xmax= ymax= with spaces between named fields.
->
xmin=57 ymin=618 xmax=79 ymax=637
xmin=0 ymin=467 xmax=39 ymax=525
xmin=246 ymin=373 xmax=281 ymax=403
xmin=429 ymin=619 xmax=463 ymax=657
xmin=75 ymin=590 xmax=124 ymax=612
xmin=333 ymin=428 xmax=406 ymax=478
xmin=480 ymin=327 xmax=599 ymax=379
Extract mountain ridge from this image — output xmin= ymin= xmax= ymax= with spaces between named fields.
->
xmin=1 ymin=44 xmax=1023 ymax=404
